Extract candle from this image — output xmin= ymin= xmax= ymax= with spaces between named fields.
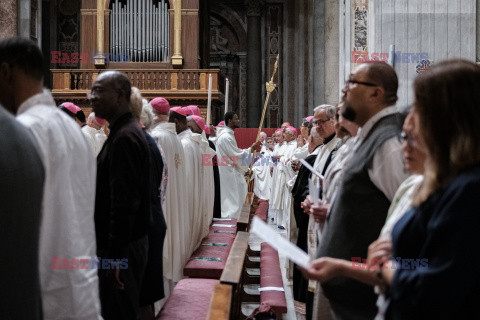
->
xmin=225 ymin=78 xmax=229 ymax=113
xmin=207 ymin=73 xmax=212 ymax=126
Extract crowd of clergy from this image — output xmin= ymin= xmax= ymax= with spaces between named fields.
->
xmin=2 ymin=36 xmax=480 ymax=320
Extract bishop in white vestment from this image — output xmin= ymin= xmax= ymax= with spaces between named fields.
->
xmin=149 ymin=98 xmax=190 ymax=294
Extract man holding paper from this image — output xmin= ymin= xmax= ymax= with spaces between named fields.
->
xmin=308 ymin=63 xmax=408 ymax=319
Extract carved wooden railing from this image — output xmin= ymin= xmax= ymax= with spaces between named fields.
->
xmin=51 ymin=69 xmax=223 ymax=100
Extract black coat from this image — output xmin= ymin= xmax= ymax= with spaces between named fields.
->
xmin=140 ymin=130 xmax=167 ymax=306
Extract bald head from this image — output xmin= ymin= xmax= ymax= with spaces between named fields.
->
xmin=96 ymin=71 xmax=131 ymax=103
xmin=90 ymin=71 xmax=132 ymax=121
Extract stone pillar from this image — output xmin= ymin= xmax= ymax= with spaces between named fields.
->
xmin=313 ymin=0 xmax=325 ymax=106
xmin=246 ymin=0 xmax=264 ymax=128
xmin=0 ymin=0 xmax=18 ymax=39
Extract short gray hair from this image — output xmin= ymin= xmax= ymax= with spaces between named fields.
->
xmin=313 ymin=104 xmax=337 ymax=119
xmin=259 ymin=132 xmax=267 ymax=139
xmin=141 ymin=99 xmax=154 ymax=130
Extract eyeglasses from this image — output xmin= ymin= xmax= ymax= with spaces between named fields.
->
xmin=345 ymin=79 xmax=379 ymax=89
xmin=312 ymin=119 xmax=332 ymax=126
xmin=400 ymin=131 xmax=418 ymax=148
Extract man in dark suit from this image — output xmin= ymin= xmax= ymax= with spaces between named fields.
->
xmin=90 ymin=71 xmax=151 ymax=319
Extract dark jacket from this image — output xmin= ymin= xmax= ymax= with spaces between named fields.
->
xmin=0 ymin=106 xmax=44 ymax=319
xmin=95 ymin=112 xmax=151 ymax=259
xmin=388 ymin=164 xmax=480 ymax=319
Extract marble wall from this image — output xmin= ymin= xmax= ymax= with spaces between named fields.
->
xmin=0 ymin=0 xmax=18 ymax=40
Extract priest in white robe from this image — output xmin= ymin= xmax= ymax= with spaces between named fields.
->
xmin=187 ymin=114 xmax=217 ymax=247
xmin=149 ymin=98 xmax=190 ymax=296
xmin=292 ymin=116 xmax=314 ymax=161
xmin=82 ymin=112 xmax=107 ymax=156
xmin=216 ymin=112 xmax=260 ymax=218
xmin=2 ymin=39 xmax=101 ymax=319
xmin=253 ymin=132 xmax=273 ymax=201
xmin=170 ymin=107 xmax=207 ymax=253
xmin=13 ymin=77 xmax=101 ymax=320
xmin=268 ymin=129 xmax=288 ymax=223
xmin=276 ymin=127 xmax=299 ymax=229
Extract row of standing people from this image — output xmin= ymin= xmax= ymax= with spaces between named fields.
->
xmin=254 ymin=60 xmax=480 ymax=319
xmin=0 ymin=37 xmax=224 ymax=320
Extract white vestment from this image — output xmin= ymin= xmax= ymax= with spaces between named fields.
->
xmin=81 ymin=125 xmax=107 ymax=157
xmin=194 ymin=131 xmax=216 ymax=247
xmin=149 ymin=121 xmax=190 ymax=289
xmin=252 ymin=145 xmax=273 ymax=201
xmin=307 ymin=135 xmax=341 ymax=291
xmin=216 ymin=127 xmax=252 ymax=218
xmin=178 ymin=129 xmax=211 ymax=252
xmin=292 ymin=142 xmax=309 ymax=161
xmin=276 ymin=140 xmax=299 ymax=227
xmin=268 ymin=142 xmax=288 ymax=221
xmin=17 ymin=90 xmax=101 ymax=319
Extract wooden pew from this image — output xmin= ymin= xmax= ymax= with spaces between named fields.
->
xmin=157 ymin=231 xmax=250 ymax=320
xmin=207 ymin=284 xmax=232 ymax=320
xmin=220 ymin=231 xmax=250 ymax=319
xmin=237 ymin=203 xmax=251 ymax=232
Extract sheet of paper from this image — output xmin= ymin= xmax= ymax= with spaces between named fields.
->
xmin=309 ymin=177 xmax=320 ymax=206
xmin=250 ymin=217 xmax=311 ymax=269
xmin=299 ymin=159 xmax=324 ymax=180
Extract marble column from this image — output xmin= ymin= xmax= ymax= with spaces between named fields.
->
xmin=246 ymin=0 xmax=264 ymax=128
xmin=0 ymin=0 xmax=18 ymax=39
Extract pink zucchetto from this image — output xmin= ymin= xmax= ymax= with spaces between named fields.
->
xmin=306 ymin=116 xmax=314 ymax=122
xmin=287 ymin=126 xmax=298 ymax=136
xmin=170 ymin=106 xmax=187 ymax=117
xmin=62 ymin=102 xmax=81 ymax=114
xmin=275 ymin=128 xmax=283 ymax=132
xmin=204 ymin=125 xmax=211 ymax=135
xmin=95 ymin=116 xmax=105 ymax=126
xmin=191 ymin=115 xmax=206 ymax=132
xmin=151 ymin=97 xmax=170 ymax=113
xmin=187 ymin=105 xmax=201 ymax=116
xmin=216 ymin=121 xmax=225 ymax=127
xmin=184 ymin=107 xmax=194 ymax=116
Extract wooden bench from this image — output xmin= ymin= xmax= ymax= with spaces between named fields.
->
xmin=207 ymin=284 xmax=232 ymax=320
xmin=220 ymin=231 xmax=250 ymax=319
xmin=157 ymin=231 xmax=250 ymax=320
xmin=237 ymin=203 xmax=252 ymax=232
xmin=183 ymin=218 xmax=238 ymax=279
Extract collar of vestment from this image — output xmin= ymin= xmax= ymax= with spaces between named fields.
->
xmin=287 ymin=139 xmax=297 ymax=146
xmin=323 ymin=133 xmax=336 ymax=145
xmin=17 ymin=89 xmax=56 ymax=115
xmin=358 ymin=106 xmax=397 ymax=142
xmin=178 ymin=128 xmax=193 ymax=139
xmin=217 ymin=126 xmax=234 ymax=138
xmin=152 ymin=121 xmax=176 ymax=134
xmin=108 ymin=112 xmax=134 ymax=135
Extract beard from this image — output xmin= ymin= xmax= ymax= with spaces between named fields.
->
xmin=342 ymin=102 xmax=357 ymax=122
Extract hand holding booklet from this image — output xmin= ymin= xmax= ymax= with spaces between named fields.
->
xmin=250 ymin=216 xmax=311 ymax=269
